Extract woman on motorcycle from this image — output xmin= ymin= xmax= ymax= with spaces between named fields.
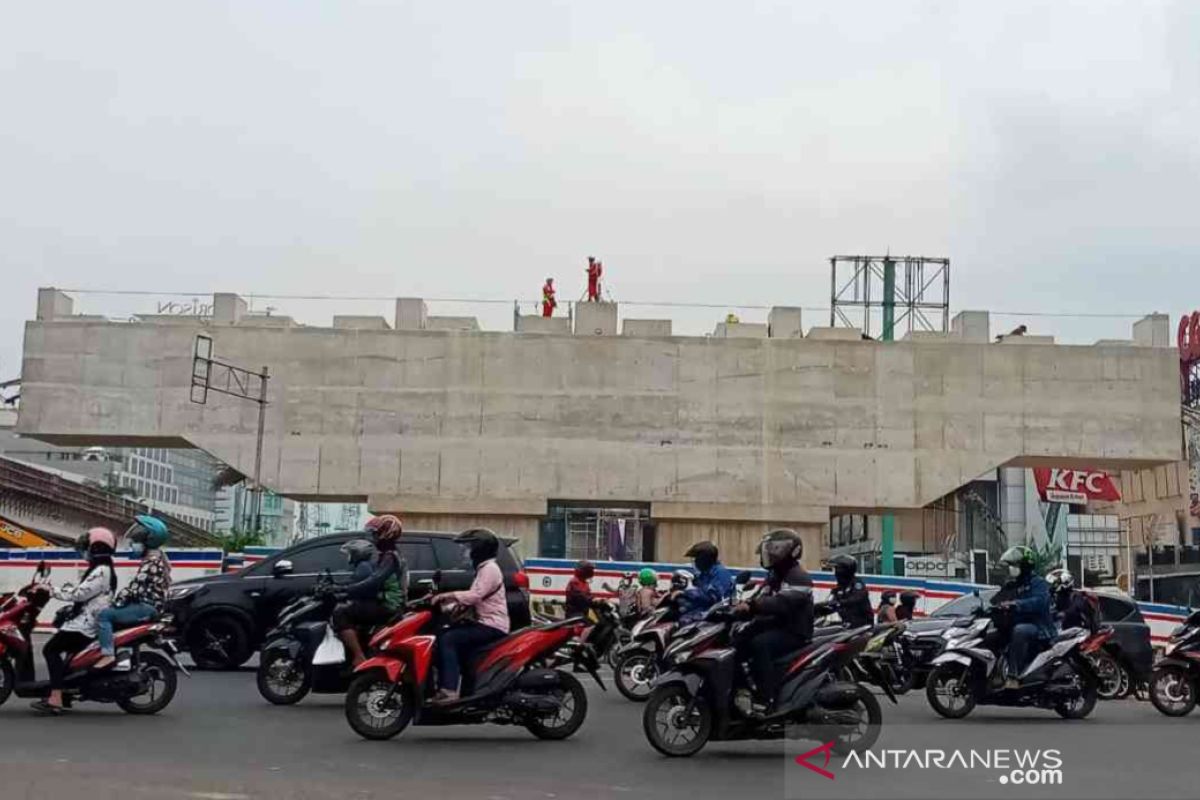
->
xmin=895 ymin=591 xmax=919 ymax=621
xmin=876 ymin=590 xmax=898 ymax=624
xmin=430 ymin=529 xmax=510 ymax=704
xmin=33 ymin=528 xmax=118 ymax=714
xmin=333 ymin=516 xmax=406 ymax=668
xmin=564 ymin=560 xmax=597 ymax=619
xmin=94 ymin=516 xmax=172 ymax=671
xmin=635 ymin=568 xmax=660 ymax=615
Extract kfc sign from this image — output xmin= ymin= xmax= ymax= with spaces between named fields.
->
xmin=1180 ymin=311 xmax=1200 ymax=363
xmin=1033 ymin=468 xmax=1121 ymax=505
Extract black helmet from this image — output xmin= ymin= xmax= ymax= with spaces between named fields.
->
xmin=828 ymin=554 xmax=857 ymax=583
xmin=879 ymin=590 xmax=896 ymax=605
xmin=899 ymin=590 xmax=919 ymax=607
xmin=758 ymin=529 xmax=804 ymax=570
xmin=455 ymin=528 xmax=500 ymax=567
xmin=340 ymin=539 xmax=376 ymax=567
xmin=684 ymin=541 xmax=719 ymax=572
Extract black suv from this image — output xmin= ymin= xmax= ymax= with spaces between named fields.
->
xmin=168 ymin=531 xmax=532 ymax=669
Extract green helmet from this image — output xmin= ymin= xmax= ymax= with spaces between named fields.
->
xmin=638 ymin=568 xmax=657 ymax=587
xmin=999 ymin=545 xmax=1035 ymax=577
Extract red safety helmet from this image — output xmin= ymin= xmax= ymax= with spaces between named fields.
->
xmin=574 ymin=560 xmax=595 ymax=581
xmin=364 ymin=515 xmax=403 ymax=549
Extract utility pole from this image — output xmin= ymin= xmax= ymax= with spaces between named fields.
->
xmin=190 ymin=334 xmax=271 ymax=538
xmin=880 ymin=256 xmax=896 ymax=575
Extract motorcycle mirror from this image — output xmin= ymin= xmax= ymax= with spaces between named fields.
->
xmin=735 ymin=570 xmax=753 ymax=585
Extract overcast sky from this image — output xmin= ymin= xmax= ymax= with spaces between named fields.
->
xmin=3 ymin=1 xmax=1199 ymax=377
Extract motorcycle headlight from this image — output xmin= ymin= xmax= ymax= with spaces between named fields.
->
xmin=167 ymin=585 xmax=203 ymax=602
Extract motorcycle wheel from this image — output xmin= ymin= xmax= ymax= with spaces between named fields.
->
xmin=116 ymin=652 xmax=178 ymax=715
xmin=257 ymin=650 xmax=312 ymax=705
xmin=614 ymin=651 xmax=657 ymax=702
xmin=1053 ymin=660 xmax=1098 ymax=720
xmin=345 ymin=672 xmax=414 ymax=740
xmin=829 ymin=684 xmax=883 ymax=756
xmin=1149 ymin=665 xmax=1197 ymax=717
xmin=525 ymin=670 xmax=589 ymax=740
xmin=643 ymin=684 xmax=712 ymax=758
xmin=1089 ymin=651 xmax=1122 ymax=700
xmin=925 ymin=663 xmax=977 ymax=719
xmin=0 ymin=656 xmax=13 ymax=707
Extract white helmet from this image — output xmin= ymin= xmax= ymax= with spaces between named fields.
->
xmin=1046 ymin=568 xmax=1075 ymax=593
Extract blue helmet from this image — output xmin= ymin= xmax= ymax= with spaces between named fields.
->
xmin=126 ymin=515 xmax=169 ymax=550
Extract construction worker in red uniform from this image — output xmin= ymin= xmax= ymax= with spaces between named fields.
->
xmin=541 ymin=278 xmax=557 ymax=317
xmin=586 ymin=257 xmax=603 ymax=302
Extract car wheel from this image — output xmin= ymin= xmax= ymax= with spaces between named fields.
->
xmin=187 ymin=614 xmax=252 ymax=670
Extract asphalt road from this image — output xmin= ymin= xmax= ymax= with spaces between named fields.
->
xmin=0 ymin=660 xmax=1197 ymax=800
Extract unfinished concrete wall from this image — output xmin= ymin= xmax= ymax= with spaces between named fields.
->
xmin=17 ymin=309 xmax=1183 ymax=545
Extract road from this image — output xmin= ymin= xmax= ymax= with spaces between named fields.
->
xmin=0 ymin=661 xmax=1196 ymax=800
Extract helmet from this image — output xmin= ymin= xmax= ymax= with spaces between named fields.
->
xmin=124 ymin=515 xmax=169 ymax=552
xmin=574 ymin=560 xmax=596 ymax=581
xmin=79 ymin=527 xmax=116 ymax=557
xmin=999 ymin=545 xmax=1036 ymax=578
xmin=880 ymin=590 xmax=896 ymax=605
xmin=1046 ymin=568 xmax=1075 ymax=593
xmin=638 ymin=568 xmax=658 ymax=587
xmin=364 ymin=515 xmax=403 ymax=550
xmin=454 ymin=528 xmax=500 ymax=567
xmin=827 ymin=554 xmax=858 ymax=582
xmin=684 ymin=541 xmax=719 ymax=572
xmin=340 ymin=539 xmax=377 ymax=567
xmin=899 ymin=590 xmax=919 ymax=606
xmin=758 ymin=529 xmax=804 ymax=570
xmin=670 ymin=570 xmax=692 ymax=591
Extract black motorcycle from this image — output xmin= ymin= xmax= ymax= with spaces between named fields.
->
xmin=1149 ymin=609 xmax=1200 ymax=716
xmin=641 ymin=593 xmax=894 ymax=758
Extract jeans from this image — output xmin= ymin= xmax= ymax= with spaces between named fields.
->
xmin=97 ymin=603 xmax=157 ymax=656
xmin=1007 ymin=623 xmax=1044 ymax=677
xmin=436 ymin=623 xmax=506 ymax=692
xmin=43 ymin=631 xmax=92 ymax=689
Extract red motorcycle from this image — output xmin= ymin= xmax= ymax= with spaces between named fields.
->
xmin=344 ymin=590 xmax=598 ymax=741
xmin=0 ymin=562 xmax=186 ymax=714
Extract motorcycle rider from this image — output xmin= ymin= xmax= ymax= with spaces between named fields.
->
xmin=994 ymin=545 xmax=1055 ymax=688
xmin=564 ymin=560 xmax=599 ymax=619
xmin=431 ymin=528 xmax=511 ymax=704
xmin=94 ymin=516 xmax=172 ymax=671
xmin=333 ymin=515 xmax=406 ymax=668
xmin=823 ymin=555 xmax=873 ymax=628
xmin=33 ymin=528 xmax=118 ymax=715
xmin=896 ymin=590 xmax=919 ymax=621
xmin=604 ymin=572 xmax=639 ymax=619
xmin=733 ymin=529 xmax=815 ymax=712
xmin=1047 ymin=568 xmax=1097 ymax=633
xmin=876 ymin=590 xmax=898 ymax=624
xmin=678 ymin=542 xmax=735 ymax=624
xmin=635 ymin=568 xmax=661 ymax=615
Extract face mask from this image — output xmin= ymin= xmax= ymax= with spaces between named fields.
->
xmin=1008 ymin=565 xmax=1021 ymax=578
xmin=132 ymin=542 xmax=146 ymax=557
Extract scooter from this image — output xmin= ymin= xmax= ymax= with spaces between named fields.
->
xmin=343 ymin=586 xmax=603 ymax=741
xmin=1148 ymin=608 xmax=1200 ymax=716
xmin=924 ymin=603 xmax=1108 ymax=720
xmin=612 ymin=600 xmax=685 ymax=702
xmin=642 ymin=590 xmax=893 ymax=758
xmin=0 ymin=562 xmax=187 ymax=714
xmin=256 ymin=571 xmax=384 ymax=705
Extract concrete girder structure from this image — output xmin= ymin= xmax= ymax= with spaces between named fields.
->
xmin=16 ymin=290 xmax=1183 ymax=567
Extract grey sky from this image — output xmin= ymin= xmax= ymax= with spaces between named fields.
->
xmin=3 ymin=1 xmax=1199 ymax=376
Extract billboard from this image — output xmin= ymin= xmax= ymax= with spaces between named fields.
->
xmin=1033 ymin=468 xmax=1121 ymax=505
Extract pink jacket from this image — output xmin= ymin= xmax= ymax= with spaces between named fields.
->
xmin=451 ymin=559 xmax=510 ymax=634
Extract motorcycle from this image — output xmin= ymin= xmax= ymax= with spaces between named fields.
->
xmin=547 ymin=600 xmax=617 ymax=687
xmin=343 ymin=588 xmax=601 ymax=741
xmin=613 ymin=601 xmax=685 ymax=702
xmin=0 ymin=562 xmax=187 ymax=714
xmin=256 ymin=571 xmax=386 ymax=705
xmin=1148 ymin=608 xmax=1200 ymax=716
xmin=848 ymin=621 xmax=914 ymax=696
xmin=924 ymin=603 xmax=1107 ymax=720
xmin=641 ymin=595 xmax=893 ymax=758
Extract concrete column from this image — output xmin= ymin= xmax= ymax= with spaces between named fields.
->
xmin=212 ymin=293 xmax=248 ymax=324
xmin=395 ymin=298 xmax=428 ymax=331
xmin=36 ymin=288 xmax=74 ymax=321
xmin=1132 ymin=313 xmax=1170 ymax=347
xmin=951 ymin=310 xmax=990 ymax=343
xmin=573 ymin=301 xmax=618 ymax=335
xmin=768 ymin=307 xmax=803 ymax=339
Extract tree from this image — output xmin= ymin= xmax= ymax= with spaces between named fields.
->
xmin=221 ymin=528 xmax=265 ymax=554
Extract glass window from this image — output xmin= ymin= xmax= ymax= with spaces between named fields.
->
xmin=281 ymin=543 xmax=347 ymax=574
xmin=399 ymin=541 xmax=437 ymax=572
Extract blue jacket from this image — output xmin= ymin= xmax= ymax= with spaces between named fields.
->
xmin=1005 ymin=575 xmax=1056 ymax=640
xmin=679 ymin=562 xmax=736 ymax=623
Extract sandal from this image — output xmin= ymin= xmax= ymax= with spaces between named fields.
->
xmin=31 ymin=700 xmax=65 ymax=716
